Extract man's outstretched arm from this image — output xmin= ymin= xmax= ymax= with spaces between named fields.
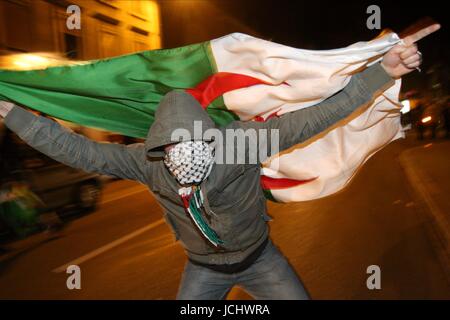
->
xmin=263 ymin=62 xmax=395 ymax=152
xmin=0 ymin=102 xmax=151 ymax=185
xmin=230 ymin=62 xmax=395 ymax=162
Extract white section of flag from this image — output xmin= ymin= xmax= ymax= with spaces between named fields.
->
xmin=210 ymin=32 xmax=403 ymax=201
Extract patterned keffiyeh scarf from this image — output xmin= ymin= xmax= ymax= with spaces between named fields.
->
xmin=164 ymin=141 xmax=223 ymax=247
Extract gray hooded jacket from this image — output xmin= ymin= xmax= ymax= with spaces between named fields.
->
xmin=3 ymin=63 xmax=393 ymax=265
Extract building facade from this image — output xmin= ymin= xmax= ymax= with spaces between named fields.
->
xmin=0 ymin=0 xmax=161 ymax=59
xmin=0 ymin=0 xmax=162 ymax=141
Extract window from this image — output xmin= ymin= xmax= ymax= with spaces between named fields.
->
xmin=64 ymin=33 xmax=81 ymax=59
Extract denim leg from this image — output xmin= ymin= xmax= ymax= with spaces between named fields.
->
xmin=236 ymin=240 xmax=310 ymax=300
xmin=176 ymin=260 xmax=235 ymax=300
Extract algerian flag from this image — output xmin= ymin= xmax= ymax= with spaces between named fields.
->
xmin=0 ymin=32 xmax=403 ymax=202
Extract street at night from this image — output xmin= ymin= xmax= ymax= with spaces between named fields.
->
xmin=1 ymin=136 xmax=448 ymax=300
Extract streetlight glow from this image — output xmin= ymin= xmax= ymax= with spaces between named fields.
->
xmin=421 ymin=116 xmax=432 ymax=123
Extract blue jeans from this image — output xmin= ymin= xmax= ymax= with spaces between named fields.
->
xmin=176 ymin=239 xmax=310 ymax=300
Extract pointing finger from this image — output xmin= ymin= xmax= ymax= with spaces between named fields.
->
xmin=403 ymin=24 xmax=441 ymax=46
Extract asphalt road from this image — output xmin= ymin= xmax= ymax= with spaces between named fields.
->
xmin=0 ymin=137 xmax=449 ymax=299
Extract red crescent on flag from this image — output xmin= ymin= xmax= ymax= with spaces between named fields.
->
xmin=260 ymin=176 xmax=319 ymax=190
xmin=185 ymin=72 xmax=271 ymax=108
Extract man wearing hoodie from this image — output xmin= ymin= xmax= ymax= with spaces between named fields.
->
xmin=0 ymin=30 xmax=427 ymax=299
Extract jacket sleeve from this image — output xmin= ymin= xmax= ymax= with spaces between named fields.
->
xmin=230 ymin=62 xmax=395 ymax=163
xmin=3 ymin=105 xmax=151 ymax=185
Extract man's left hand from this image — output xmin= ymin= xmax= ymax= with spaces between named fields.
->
xmin=381 ymin=23 xmax=441 ymax=78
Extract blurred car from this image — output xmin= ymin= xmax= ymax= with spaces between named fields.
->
xmin=0 ymin=129 xmax=103 ymax=236
xmin=22 ymin=156 xmax=103 ymax=213
xmin=14 ymin=134 xmax=103 ymax=213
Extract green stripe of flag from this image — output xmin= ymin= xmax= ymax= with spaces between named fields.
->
xmin=0 ymin=41 xmax=236 ymax=138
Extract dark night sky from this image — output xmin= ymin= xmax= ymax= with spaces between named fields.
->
xmin=160 ymin=0 xmax=448 ymax=93
xmin=211 ymin=0 xmax=447 ymax=48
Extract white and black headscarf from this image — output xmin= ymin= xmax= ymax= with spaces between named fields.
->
xmin=163 ymin=141 xmax=215 ymax=185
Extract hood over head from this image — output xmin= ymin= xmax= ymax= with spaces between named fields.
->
xmin=146 ymin=90 xmax=216 ymax=158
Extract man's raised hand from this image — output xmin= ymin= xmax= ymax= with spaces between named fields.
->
xmin=381 ymin=23 xmax=441 ymax=79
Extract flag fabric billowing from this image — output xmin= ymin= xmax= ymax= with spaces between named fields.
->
xmin=0 ymin=32 xmax=404 ymax=202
